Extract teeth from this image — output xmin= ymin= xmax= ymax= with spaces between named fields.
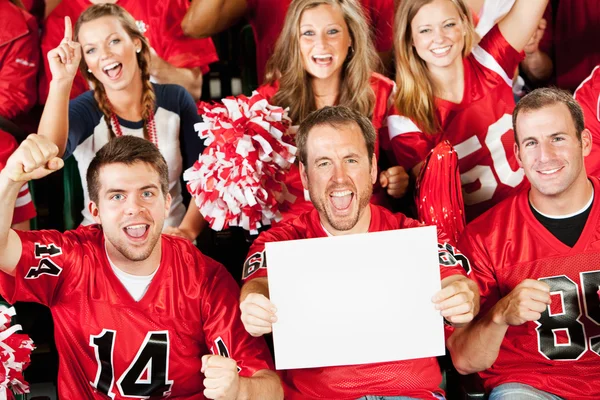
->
xmin=431 ymin=46 xmax=451 ymax=55
xmin=330 ymin=190 xmax=352 ymax=197
xmin=103 ymin=62 xmax=120 ymax=71
xmin=126 ymin=224 xmax=146 ymax=230
xmin=540 ymin=168 xmax=560 ymax=175
xmin=313 ymin=54 xmax=332 ymax=59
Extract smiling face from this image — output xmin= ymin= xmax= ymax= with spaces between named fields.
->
xmin=300 ymin=121 xmax=377 ymax=235
xmin=515 ymin=102 xmax=591 ymax=202
xmin=299 ymin=3 xmax=352 ymax=83
xmin=90 ymin=162 xmax=170 ymax=268
xmin=410 ymin=0 xmax=465 ymax=70
xmin=78 ymin=15 xmax=141 ymax=93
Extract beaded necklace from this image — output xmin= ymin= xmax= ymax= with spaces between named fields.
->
xmin=108 ymin=101 xmax=158 ymax=147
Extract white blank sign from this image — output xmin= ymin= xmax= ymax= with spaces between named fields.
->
xmin=266 ymin=225 xmax=446 ymax=370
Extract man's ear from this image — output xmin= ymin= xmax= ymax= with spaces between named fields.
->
xmin=371 ymin=154 xmax=378 ymax=185
xmin=513 ymin=142 xmax=523 ymax=168
xmin=300 ymin=162 xmax=309 ymax=190
xmin=89 ymin=201 xmax=101 ymax=224
xmin=581 ymin=128 xmax=592 ymax=157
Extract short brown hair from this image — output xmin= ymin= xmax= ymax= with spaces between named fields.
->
xmin=296 ymin=106 xmax=376 ymax=166
xmin=87 ymin=136 xmax=169 ymax=204
xmin=513 ymin=87 xmax=585 ymax=146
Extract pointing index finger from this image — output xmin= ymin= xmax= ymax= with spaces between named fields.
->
xmin=64 ymin=16 xmax=73 ymax=41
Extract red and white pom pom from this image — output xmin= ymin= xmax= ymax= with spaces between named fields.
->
xmin=185 ymin=91 xmax=297 ymax=234
xmin=0 ymin=306 xmax=34 ymax=400
xmin=415 ymin=140 xmax=466 ymax=246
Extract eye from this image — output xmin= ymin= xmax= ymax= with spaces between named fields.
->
xmin=524 ymin=140 xmax=537 ymax=147
xmin=111 ymin=193 xmax=124 ymax=201
xmin=552 ymin=136 xmax=565 ymax=142
xmin=109 ymin=38 xmax=120 ymax=45
xmin=419 ymin=28 xmax=431 ymax=34
xmin=346 ymin=158 xmax=358 ymax=164
xmin=301 ymin=30 xmax=314 ymax=36
xmin=317 ymin=160 xmax=331 ymax=168
xmin=444 ymin=22 xmax=456 ymax=28
xmin=327 ymin=28 xmax=340 ymax=35
xmin=85 ymin=48 xmax=96 ymax=55
xmin=141 ymin=191 xmax=154 ymax=199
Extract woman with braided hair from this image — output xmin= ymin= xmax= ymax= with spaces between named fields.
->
xmin=38 ymin=3 xmax=206 ymax=237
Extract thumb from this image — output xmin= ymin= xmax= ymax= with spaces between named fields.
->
xmin=379 ymin=170 xmax=389 ymax=188
xmin=201 ymin=354 xmax=210 ymax=373
xmin=48 ymin=157 xmax=64 ymax=171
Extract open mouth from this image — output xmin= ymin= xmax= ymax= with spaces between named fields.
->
xmin=103 ymin=62 xmax=123 ymax=80
xmin=123 ymin=223 xmax=150 ymax=241
xmin=431 ymin=45 xmax=451 ymax=57
xmin=312 ymin=54 xmax=333 ymax=66
xmin=329 ymin=189 xmax=354 ymax=212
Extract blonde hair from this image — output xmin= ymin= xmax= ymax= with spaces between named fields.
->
xmin=393 ymin=0 xmax=475 ymax=134
xmin=74 ymin=4 xmax=156 ymax=140
xmin=265 ymin=0 xmax=379 ymax=124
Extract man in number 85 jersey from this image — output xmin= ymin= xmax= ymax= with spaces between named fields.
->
xmin=0 ymin=135 xmax=282 ymax=399
xmin=448 ymin=88 xmax=600 ymax=399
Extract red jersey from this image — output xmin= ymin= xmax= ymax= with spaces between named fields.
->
xmin=388 ymin=26 xmax=527 ymax=221
xmin=256 ymin=73 xmax=396 ymax=219
xmin=574 ymin=65 xmax=600 ymax=177
xmin=539 ymin=1 xmax=600 ymax=93
xmin=0 ymin=225 xmax=273 ymax=399
xmin=242 ymin=204 xmax=468 ymax=400
xmin=0 ymin=131 xmax=35 ymax=225
xmin=458 ymin=176 xmax=600 ymax=399
xmin=39 ymin=0 xmax=219 ymax=103
xmin=0 ymin=0 xmax=39 ymax=120
xmin=246 ymin=0 xmax=394 ymax=83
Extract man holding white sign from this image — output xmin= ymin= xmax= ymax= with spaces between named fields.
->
xmin=240 ymin=106 xmax=479 ymax=400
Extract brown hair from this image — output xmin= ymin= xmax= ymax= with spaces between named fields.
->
xmin=87 ymin=136 xmax=169 ymax=204
xmin=265 ymin=0 xmax=378 ymax=124
xmin=513 ymin=87 xmax=586 ymax=146
xmin=9 ymin=0 xmax=26 ymax=9
xmin=393 ymin=0 xmax=475 ymax=134
xmin=74 ymin=4 xmax=156 ymax=140
xmin=296 ymin=105 xmax=376 ymax=166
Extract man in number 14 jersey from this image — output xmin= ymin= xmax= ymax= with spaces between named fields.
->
xmin=448 ymin=88 xmax=600 ymax=399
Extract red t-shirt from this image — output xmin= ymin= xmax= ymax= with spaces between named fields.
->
xmin=539 ymin=1 xmax=600 ymax=92
xmin=39 ymin=0 xmax=219 ymax=103
xmin=246 ymin=0 xmax=394 ymax=83
xmin=242 ymin=203 xmax=468 ymax=399
xmin=256 ymin=72 xmax=396 ymax=220
xmin=0 ymin=225 xmax=273 ymax=399
xmin=388 ymin=26 xmax=527 ymax=221
xmin=459 ymin=176 xmax=600 ymax=399
xmin=0 ymin=131 xmax=36 ymax=225
xmin=574 ymin=65 xmax=600 ymax=177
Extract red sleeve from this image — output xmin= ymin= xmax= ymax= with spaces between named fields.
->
xmin=574 ymin=66 xmax=600 ymax=177
xmin=476 ymin=24 xmax=524 ymax=80
xmin=436 ymin=228 xmax=469 ymax=280
xmin=0 ymin=229 xmax=83 ymax=307
xmin=242 ymin=223 xmax=298 ymax=282
xmin=363 ymin=0 xmax=394 ymax=52
xmin=0 ymin=131 xmax=36 ymax=224
xmin=457 ymin=227 xmax=500 ymax=316
xmin=201 ymin=258 xmax=273 ymax=375
xmin=155 ymin=0 xmax=218 ymax=74
xmin=386 ymin=107 xmax=432 ymax=170
xmin=0 ymin=8 xmax=39 ymax=119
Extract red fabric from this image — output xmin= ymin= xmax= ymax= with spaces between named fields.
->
xmin=459 ymin=176 xmax=600 ymax=399
xmin=388 ymin=26 xmax=527 ymax=221
xmin=242 ymin=203 xmax=466 ymax=399
xmin=246 ymin=0 xmax=394 ymax=83
xmin=0 ymin=0 xmax=39 ymax=120
xmin=574 ymin=65 xmax=600 ymax=178
xmin=39 ymin=0 xmax=218 ymax=103
xmin=539 ymin=1 xmax=600 ymax=93
xmin=0 ymin=131 xmax=36 ymax=225
xmin=256 ymin=73 xmax=396 ymax=220
xmin=0 ymin=225 xmax=273 ymax=399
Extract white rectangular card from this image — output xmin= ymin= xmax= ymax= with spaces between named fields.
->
xmin=265 ymin=225 xmax=445 ymax=370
